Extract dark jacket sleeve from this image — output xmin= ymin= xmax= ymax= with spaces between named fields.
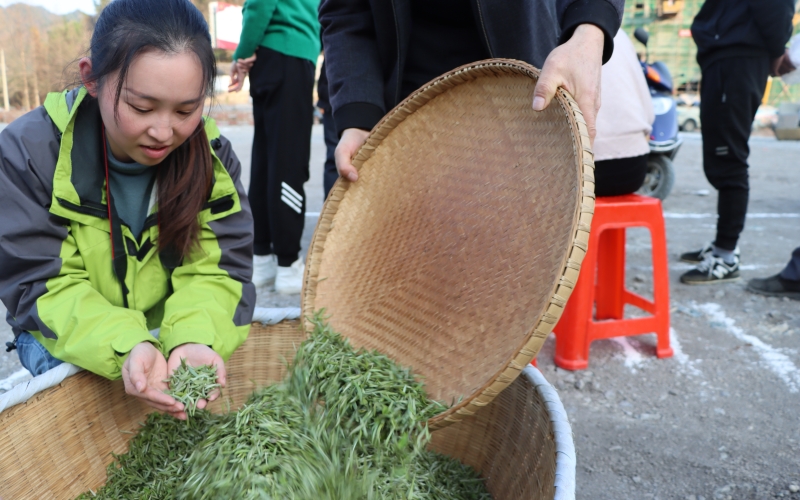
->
xmin=559 ymin=0 xmax=624 ymax=63
xmin=747 ymin=0 xmax=795 ymax=59
xmin=0 ymin=109 xmax=65 ymax=340
xmin=319 ymin=0 xmax=387 ymax=136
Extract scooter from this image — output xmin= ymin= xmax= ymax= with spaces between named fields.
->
xmin=634 ymin=27 xmax=681 ymax=201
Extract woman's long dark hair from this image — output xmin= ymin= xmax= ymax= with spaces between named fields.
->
xmin=86 ymin=0 xmax=216 ymax=258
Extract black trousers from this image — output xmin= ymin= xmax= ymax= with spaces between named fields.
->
xmin=249 ymin=47 xmax=315 ymax=266
xmin=781 ymin=247 xmax=800 ymax=281
xmin=594 ymin=154 xmax=648 ymax=197
xmin=700 ymin=56 xmax=769 ymax=251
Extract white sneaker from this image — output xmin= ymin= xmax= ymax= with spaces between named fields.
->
xmin=252 ymin=254 xmax=277 ymax=287
xmin=275 ymin=258 xmax=305 ymax=295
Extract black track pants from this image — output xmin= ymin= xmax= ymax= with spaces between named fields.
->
xmin=248 ymin=47 xmax=315 ymax=266
xmin=700 ymin=56 xmax=769 ymax=251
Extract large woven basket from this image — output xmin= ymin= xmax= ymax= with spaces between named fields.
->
xmin=304 ymin=59 xmax=594 ymax=430
xmin=0 ymin=321 xmax=575 ymax=499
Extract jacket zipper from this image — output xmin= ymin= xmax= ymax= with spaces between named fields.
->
xmin=390 ymin=0 xmax=402 ymax=105
xmin=474 ymin=0 xmax=494 ymax=57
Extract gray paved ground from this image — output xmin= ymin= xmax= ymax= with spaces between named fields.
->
xmin=1 ymin=123 xmax=799 ymax=499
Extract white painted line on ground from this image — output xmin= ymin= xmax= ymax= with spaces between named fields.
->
xmin=0 ymin=368 xmax=31 ymax=392
xmin=610 ymin=337 xmax=646 ymax=373
xmin=665 ymin=263 xmax=770 ymax=272
xmin=665 ymin=213 xmax=800 ymax=219
xmin=698 ymin=302 xmax=800 ymax=393
xmin=669 ymin=327 xmax=703 ymax=377
xmin=305 ymin=212 xmax=320 ymax=217
xmin=627 ymin=264 xmax=770 ymax=273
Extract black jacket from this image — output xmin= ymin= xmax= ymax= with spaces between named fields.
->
xmin=320 ymin=0 xmax=624 ymax=136
xmin=691 ymin=0 xmax=795 ymax=69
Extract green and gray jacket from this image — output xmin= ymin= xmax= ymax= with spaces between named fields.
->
xmin=0 ymin=88 xmax=255 ymax=379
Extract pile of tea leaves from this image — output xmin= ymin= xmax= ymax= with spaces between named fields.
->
xmin=78 ymin=314 xmax=491 ymax=500
xmin=165 ymin=358 xmax=220 ymax=417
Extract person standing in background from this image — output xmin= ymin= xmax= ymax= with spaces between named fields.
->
xmin=680 ymin=0 xmax=795 ymax=285
xmin=229 ymin=0 xmax=320 ymax=294
xmin=748 ymin=246 xmax=800 ymax=300
xmin=593 ymin=29 xmax=654 ymax=197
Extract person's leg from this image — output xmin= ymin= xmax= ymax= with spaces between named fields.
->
xmin=780 ymin=247 xmax=800 ymax=281
xmin=266 ymin=53 xmax=314 ymax=269
xmin=593 ymin=155 xmax=648 ymax=197
xmin=702 ymin=56 xmax=769 ymax=252
xmin=248 ymin=48 xmax=282 ymax=258
xmin=16 ymin=332 xmax=63 ymax=376
xmin=247 ymin=49 xmax=287 ymax=286
xmin=323 ymin=109 xmax=339 ymax=199
xmin=746 ymin=247 xmax=800 ymax=299
xmin=681 ymin=56 xmax=768 ymax=284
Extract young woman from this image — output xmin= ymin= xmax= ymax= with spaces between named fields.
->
xmin=0 ymin=0 xmax=255 ymax=420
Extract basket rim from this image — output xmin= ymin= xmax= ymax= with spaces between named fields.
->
xmin=524 ymin=365 xmax=576 ymax=500
xmin=302 ymin=58 xmax=595 ymax=431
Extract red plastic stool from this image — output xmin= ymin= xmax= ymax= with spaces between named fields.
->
xmin=553 ymin=194 xmax=673 ymax=370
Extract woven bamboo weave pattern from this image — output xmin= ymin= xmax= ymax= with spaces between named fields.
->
xmin=0 ymin=322 xmax=563 ymax=499
xmin=429 ymin=369 xmax=556 ymax=499
xmin=304 ymin=59 xmax=594 ymax=430
xmin=0 ymin=321 xmax=302 ymax=500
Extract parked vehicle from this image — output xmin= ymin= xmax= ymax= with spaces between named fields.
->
xmin=634 ymin=27 xmax=681 ymax=201
xmin=677 ymin=103 xmax=700 ymax=132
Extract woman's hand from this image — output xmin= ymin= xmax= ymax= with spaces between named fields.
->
xmin=228 ymin=55 xmax=257 ymax=93
xmin=122 ymin=342 xmax=184 ymax=415
xmin=167 ymin=343 xmax=226 ymax=420
xmin=334 ymin=128 xmax=371 ymax=182
xmin=532 ymin=24 xmax=605 ymax=146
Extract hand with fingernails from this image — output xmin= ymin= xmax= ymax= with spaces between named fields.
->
xmin=122 ymin=341 xmax=226 ymax=420
xmin=228 ymin=54 xmax=257 ymax=93
xmin=334 ymin=24 xmax=605 ymax=183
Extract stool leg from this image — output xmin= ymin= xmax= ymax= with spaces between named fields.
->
xmin=554 ymin=240 xmax=597 ymax=371
xmin=649 ymin=215 xmax=673 ymax=359
xmin=595 ymin=228 xmax=626 ymax=320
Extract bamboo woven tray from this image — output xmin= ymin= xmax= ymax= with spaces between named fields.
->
xmin=304 ymin=59 xmax=594 ymax=430
xmin=0 ymin=321 xmax=576 ymax=499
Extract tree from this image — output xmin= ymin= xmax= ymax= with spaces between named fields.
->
xmin=94 ymin=0 xmax=112 ymax=15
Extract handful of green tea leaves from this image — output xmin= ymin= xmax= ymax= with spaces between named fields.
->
xmin=78 ymin=314 xmax=491 ymax=499
xmin=164 ymin=359 xmax=220 ymax=417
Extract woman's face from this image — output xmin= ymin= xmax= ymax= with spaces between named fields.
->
xmin=84 ymin=50 xmax=206 ymax=166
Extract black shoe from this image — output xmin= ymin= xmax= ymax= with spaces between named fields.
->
xmin=747 ymin=274 xmax=800 ymax=300
xmin=680 ymin=255 xmax=740 ymax=285
xmin=680 ymin=242 xmax=740 ymax=264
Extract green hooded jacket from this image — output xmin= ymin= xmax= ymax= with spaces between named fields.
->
xmin=0 ymin=88 xmax=255 ymax=379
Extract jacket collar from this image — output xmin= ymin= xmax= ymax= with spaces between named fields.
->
xmin=43 ymin=88 xmax=237 ymax=228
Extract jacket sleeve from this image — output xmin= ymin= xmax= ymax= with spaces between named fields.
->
xmin=319 ymin=0 xmax=387 ymax=136
xmin=157 ymin=135 xmax=255 ymax=362
xmin=747 ymin=0 xmax=795 ymax=60
xmin=232 ymin=0 xmax=280 ymax=61
xmin=558 ymin=0 xmax=624 ymax=63
xmin=0 ymin=109 xmax=157 ymax=380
